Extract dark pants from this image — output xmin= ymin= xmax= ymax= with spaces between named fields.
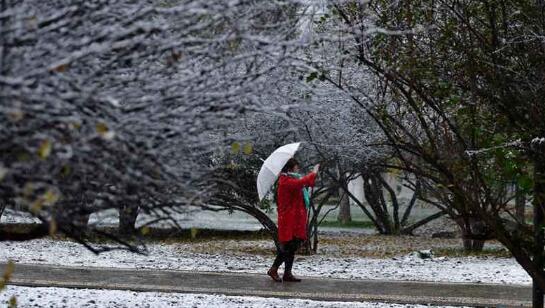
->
xmin=272 ymin=239 xmax=302 ymax=273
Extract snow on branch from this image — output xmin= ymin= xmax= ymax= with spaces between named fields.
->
xmin=465 ymin=140 xmax=523 ymax=157
xmin=0 ymin=0 xmax=308 ymax=249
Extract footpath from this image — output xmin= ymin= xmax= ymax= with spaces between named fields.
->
xmin=0 ymin=263 xmax=531 ymax=307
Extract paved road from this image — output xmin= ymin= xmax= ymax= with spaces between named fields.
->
xmin=1 ymin=263 xmax=532 ymax=307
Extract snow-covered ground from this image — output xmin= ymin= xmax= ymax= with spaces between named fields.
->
xmin=0 ymin=238 xmax=531 ymax=285
xmin=0 ymin=208 xmax=262 ymax=231
xmin=0 ymin=285 xmax=461 ymax=308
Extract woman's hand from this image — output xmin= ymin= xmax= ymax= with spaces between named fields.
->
xmin=312 ymin=164 xmax=320 ymax=174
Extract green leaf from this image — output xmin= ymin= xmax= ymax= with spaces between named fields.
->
xmin=518 ymin=175 xmax=533 ymax=191
xmin=306 ymin=72 xmax=318 ymax=82
xmin=448 ymin=95 xmax=461 ymax=105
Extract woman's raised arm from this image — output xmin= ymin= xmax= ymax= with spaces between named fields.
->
xmin=279 ymin=172 xmax=317 ymax=190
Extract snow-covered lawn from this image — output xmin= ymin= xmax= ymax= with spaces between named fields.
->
xmin=0 ymin=208 xmax=374 ymax=234
xmin=0 ymin=238 xmax=531 ymax=285
xmin=0 ymin=285 xmax=461 ymax=308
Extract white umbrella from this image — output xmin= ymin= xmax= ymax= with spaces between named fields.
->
xmin=257 ymin=142 xmax=301 ymax=201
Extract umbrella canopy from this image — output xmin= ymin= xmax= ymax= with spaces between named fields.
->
xmin=257 ymin=142 xmax=301 ymax=201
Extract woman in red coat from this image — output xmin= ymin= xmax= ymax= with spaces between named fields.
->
xmin=267 ymin=158 xmax=318 ymax=282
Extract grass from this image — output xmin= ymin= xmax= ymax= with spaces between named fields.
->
xmin=142 ymin=227 xmax=272 ymax=244
xmin=0 ymin=223 xmax=272 ymax=244
xmin=0 ymin=223 xmax=36 ymax=234
xmin=318 ymin=220 xmax=375 ymax=229
xmin=433 ymin=247 xmax=512 ymax=258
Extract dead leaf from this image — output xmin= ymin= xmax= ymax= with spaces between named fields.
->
xmin=50 ymin=63 xmax=68 ymax=73
xmin=38 ymin=139 xmax=52 ymax=159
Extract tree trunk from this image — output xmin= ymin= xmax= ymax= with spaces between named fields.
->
xmin=119 ymin=204 xmax=139 ymax=236
xmin=533 ymin=154 xmax=545 ymax=308
xmin=471 ymin=238 xmax=485 ymax=251
xmin=461 ymin=236 xmax=485 ymax=252
xmin=337 ymin=186 xmax=352 ymax=224
xmin=73 ymin=214 xmax=90 ymax=228
xmin=0 ymin=202 xmax=5 ymax=222
xmin=516 ymin=185 xmax=527 ymax=226
xmin=303 ymin=202 xmax=317 ymax=255
xmin=246 ymin=206 xmax=279 ymax=250
xmin=336 ymin=167 xmax=352 ymax=224
xmin=363 ymin=174 xmax=391 ymax=234
xmin=0 ymin=0 xmax=9 ymax=77
xmin=457 ymin=216 xmax=487 ymax=252
xmin=309 ymin=205 xmax=319 ymax=254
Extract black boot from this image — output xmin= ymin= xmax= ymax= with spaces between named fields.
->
xmin=267 ymin=267 xmax=282 ymax=282
xmin=282 ymin=272 xmax=301 ymax=282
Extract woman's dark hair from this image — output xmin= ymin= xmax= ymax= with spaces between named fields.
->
xmin=282 ymin=158 xmax=300 ymax=173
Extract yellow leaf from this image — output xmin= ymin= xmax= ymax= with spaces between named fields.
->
xmin=69 ymin=122 xmax=82 ymax=130
xmin=96 ymin=122 xmax=115 ymax=140
xmin=141 ymin=226 xmax=150 ymax=235
xmin=50 ymin=63 xmax=68 ymax=73
xmin=29 ymin=199 xmax=43 ymax=214
xmin=96 ymin=122 xmax=108 ymax=134
xmin=7 ymin=110 xmax=23 ymax=122
xmin=43 ymin=190 xmax=59 ymax=206
xmin=8 ymin=295 xmax=16 ymax=308
xmin=388 ymin=168 xmax=401 ymax=176
xmin=38 ymin=139 xmax=52 ymax=159
xmin=242 ymin=143 xmax=253 ymax=155
xmin=23 ymin=183 xmax=34 ymax=198
xmin=30 ymin=189 xmax=59 ymax=214
xmin=231 ymin=142 xmax=240 ymax=154
xmin=2 ymin=261 xmax=15 ymax=282
xmin=190 ymin=227 xmax=199 ymax=239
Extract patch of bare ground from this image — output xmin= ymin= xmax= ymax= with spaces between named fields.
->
xmin=176 ymin=234 xmax=510 ymax=259
xmin=1 ymin=223 xmax=510 ymax=259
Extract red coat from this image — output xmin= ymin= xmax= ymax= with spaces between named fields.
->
xmin=276 ymin=172 xmax=317 ymax=243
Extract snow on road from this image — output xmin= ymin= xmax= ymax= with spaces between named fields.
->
xmin=0 ymin=285 xmax=462 ymax=308
xmin=0 ymin=238 xmax=531 ymax=285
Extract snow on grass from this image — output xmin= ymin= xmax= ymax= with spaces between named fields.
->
xmin=0 ymin=285 xmax=461 ymax=308
xmin=0 ymin=209 xmax=40 ymax=224
xmin=0 ymin=238 xmax=531 ymax=285
xmin=0 ymin=209 xmax=374 ymax=234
